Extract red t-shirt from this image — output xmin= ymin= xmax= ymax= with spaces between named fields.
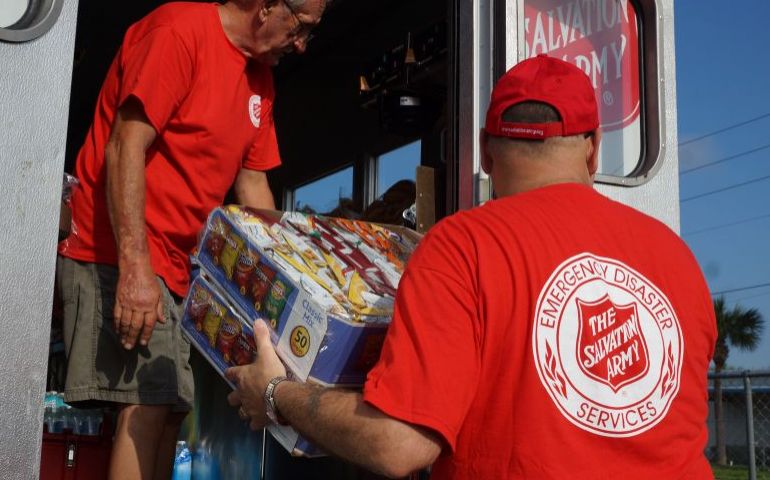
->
xmin=364 ymin=183 xmax=716 ymax=479
xmin=59 ymin=2 xmax=281 ymax=296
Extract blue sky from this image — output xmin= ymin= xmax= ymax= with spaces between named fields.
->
xmin=676 ymin=1 xmax=770 ymax=370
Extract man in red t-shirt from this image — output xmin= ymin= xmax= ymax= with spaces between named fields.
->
xmin=225 ymin=56 xmax=716 ymax=479
xmin=57 ymin=1 xmax=326 ymax=478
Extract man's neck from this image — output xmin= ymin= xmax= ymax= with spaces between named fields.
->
xmin=218 ymin=2 xmax=258 ymax=58
xmin=498 ymin=173 xmax=592 ymax=197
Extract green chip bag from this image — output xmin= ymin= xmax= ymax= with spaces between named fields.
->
xmin=263 ymin=278 xmax=294 ymax=330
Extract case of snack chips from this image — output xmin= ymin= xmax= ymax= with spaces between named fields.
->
xmin=181 ymin=273 xmax=324 ymax=457
xmin=193 ymin=206 xmax=421 ymax=387
xmin=181 ymin=274 xmax=258 ymax=389
xmin=187 ymin=206 xmax=420 ymax=456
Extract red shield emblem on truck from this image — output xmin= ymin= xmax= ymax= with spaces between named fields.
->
xmin=576 ymin=295 xmax=649 ymax=392
xmin=524 ymin=0 xmax=640 ymax=131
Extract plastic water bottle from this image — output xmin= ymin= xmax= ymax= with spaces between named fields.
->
xmin=86 ymin=409 xmax=103 ymax=436
xmin=192 ymin=441 xmax=221 ymax=480
xmin=172 ymin=441 xmax=192 ymax=480
xmin=43 ymin=392 xmax=58 ymax=433
xmin=69 ymin=408 xmax=83 ymax=434
xmin=44 ymin=392 xmax=72 ymax=433
xmin=50 ymin=405 xmax=67 ymax=434
xmin=73 ymin=408 xmax=102 ymax=436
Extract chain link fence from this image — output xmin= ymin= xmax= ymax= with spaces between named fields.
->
xmin=707 ymin=371 xmax=770 ymax=480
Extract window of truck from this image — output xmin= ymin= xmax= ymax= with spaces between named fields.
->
xmin=375 ymin=140 xmax=421 ymax=198
xmin=0 ymin=0 xmax=27 ymax=27
xmin=0 ymin=0 xmax=64 ymax=42
xmin=289 ymin=166 xmax=354 ymax=216
xmin=523 ymin=0 xmax=648 ymax=181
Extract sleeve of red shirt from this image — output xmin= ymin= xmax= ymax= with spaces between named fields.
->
xmin=244 ymin=68 xmax=281 ymax=171
xmin=243 ymin=112 xmax=281 ymax=171
xmin=363 ymin=218 xmax=481 ymax=452
xmin=117 ymin=26 xmax=194 ymax=133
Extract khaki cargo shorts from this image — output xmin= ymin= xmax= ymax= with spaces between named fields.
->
xmin=57 ymin=256 xmax=193 ymax=410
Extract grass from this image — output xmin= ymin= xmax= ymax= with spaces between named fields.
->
xmin=711 ymin=464 xmax=770 ymax=480
xmin=712 ymin=464 xmax=748 ymax=480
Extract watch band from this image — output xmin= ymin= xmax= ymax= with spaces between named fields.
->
xmin=264 ymin=375 xmax=289 ymax=425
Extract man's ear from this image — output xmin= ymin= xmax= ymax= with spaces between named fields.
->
xmin=259 ymin=0 xmax=275 ymax=21
xmin=480 ymin=129 xmax=493 ymax=175
xmin=586 ymin=129 xmax=601 ymax=177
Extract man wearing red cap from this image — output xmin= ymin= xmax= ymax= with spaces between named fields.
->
xmin=226 ymin=55 xmax=716 ymax=479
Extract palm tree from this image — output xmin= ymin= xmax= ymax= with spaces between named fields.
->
xmin=711 ymin=296 xmax=764 ymax=466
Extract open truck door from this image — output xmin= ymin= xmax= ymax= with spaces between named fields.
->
xmin=0 ymin=1 xmax=77 ymax=479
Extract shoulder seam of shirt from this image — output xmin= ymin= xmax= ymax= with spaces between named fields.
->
xmin=406 ymin=264 xmax=475 ymax=293
xmin=127 ymin=21 xmax=196 ymax=67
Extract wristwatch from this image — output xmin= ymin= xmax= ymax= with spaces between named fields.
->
xmin=264 ymin=375 xmax=289 ymax=425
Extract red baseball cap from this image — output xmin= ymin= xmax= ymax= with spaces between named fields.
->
xmin=484 ymin=55 xmax=599 ymax=140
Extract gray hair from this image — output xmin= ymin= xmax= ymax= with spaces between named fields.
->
xmin=502 ymin=101 xmax=561 ymax=124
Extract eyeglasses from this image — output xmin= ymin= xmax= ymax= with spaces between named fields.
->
xmin=281 ymin=0 xmax=316 ymax=44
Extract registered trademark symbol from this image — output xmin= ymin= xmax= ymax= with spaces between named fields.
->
xmin=603 ymin=91 xmax=614 ymax=106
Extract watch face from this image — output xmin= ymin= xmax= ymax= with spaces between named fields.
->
xmin=264 ymin=385 xmax=277 ymax=422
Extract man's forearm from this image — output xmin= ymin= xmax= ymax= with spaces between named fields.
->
xmin=234 ymin=168 xmax=276 ymax=210
xmin=102 ymin=99 xmax=165 ymax=348
xmin=275 ymin=382 xmax=436 ymax=478
xmin=225 ymin=321 xmax=441 ymax=476
xmin=103 ymin=100 xmax=158 ymax=267
xmin=105 ymin=141 xmax=150 ymax=266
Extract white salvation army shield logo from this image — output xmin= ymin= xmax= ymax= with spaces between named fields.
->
xmin=532 ymin=253 xmax=683 ymax=437
xmin=248 ymin=95 xmax=262 ymax=128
